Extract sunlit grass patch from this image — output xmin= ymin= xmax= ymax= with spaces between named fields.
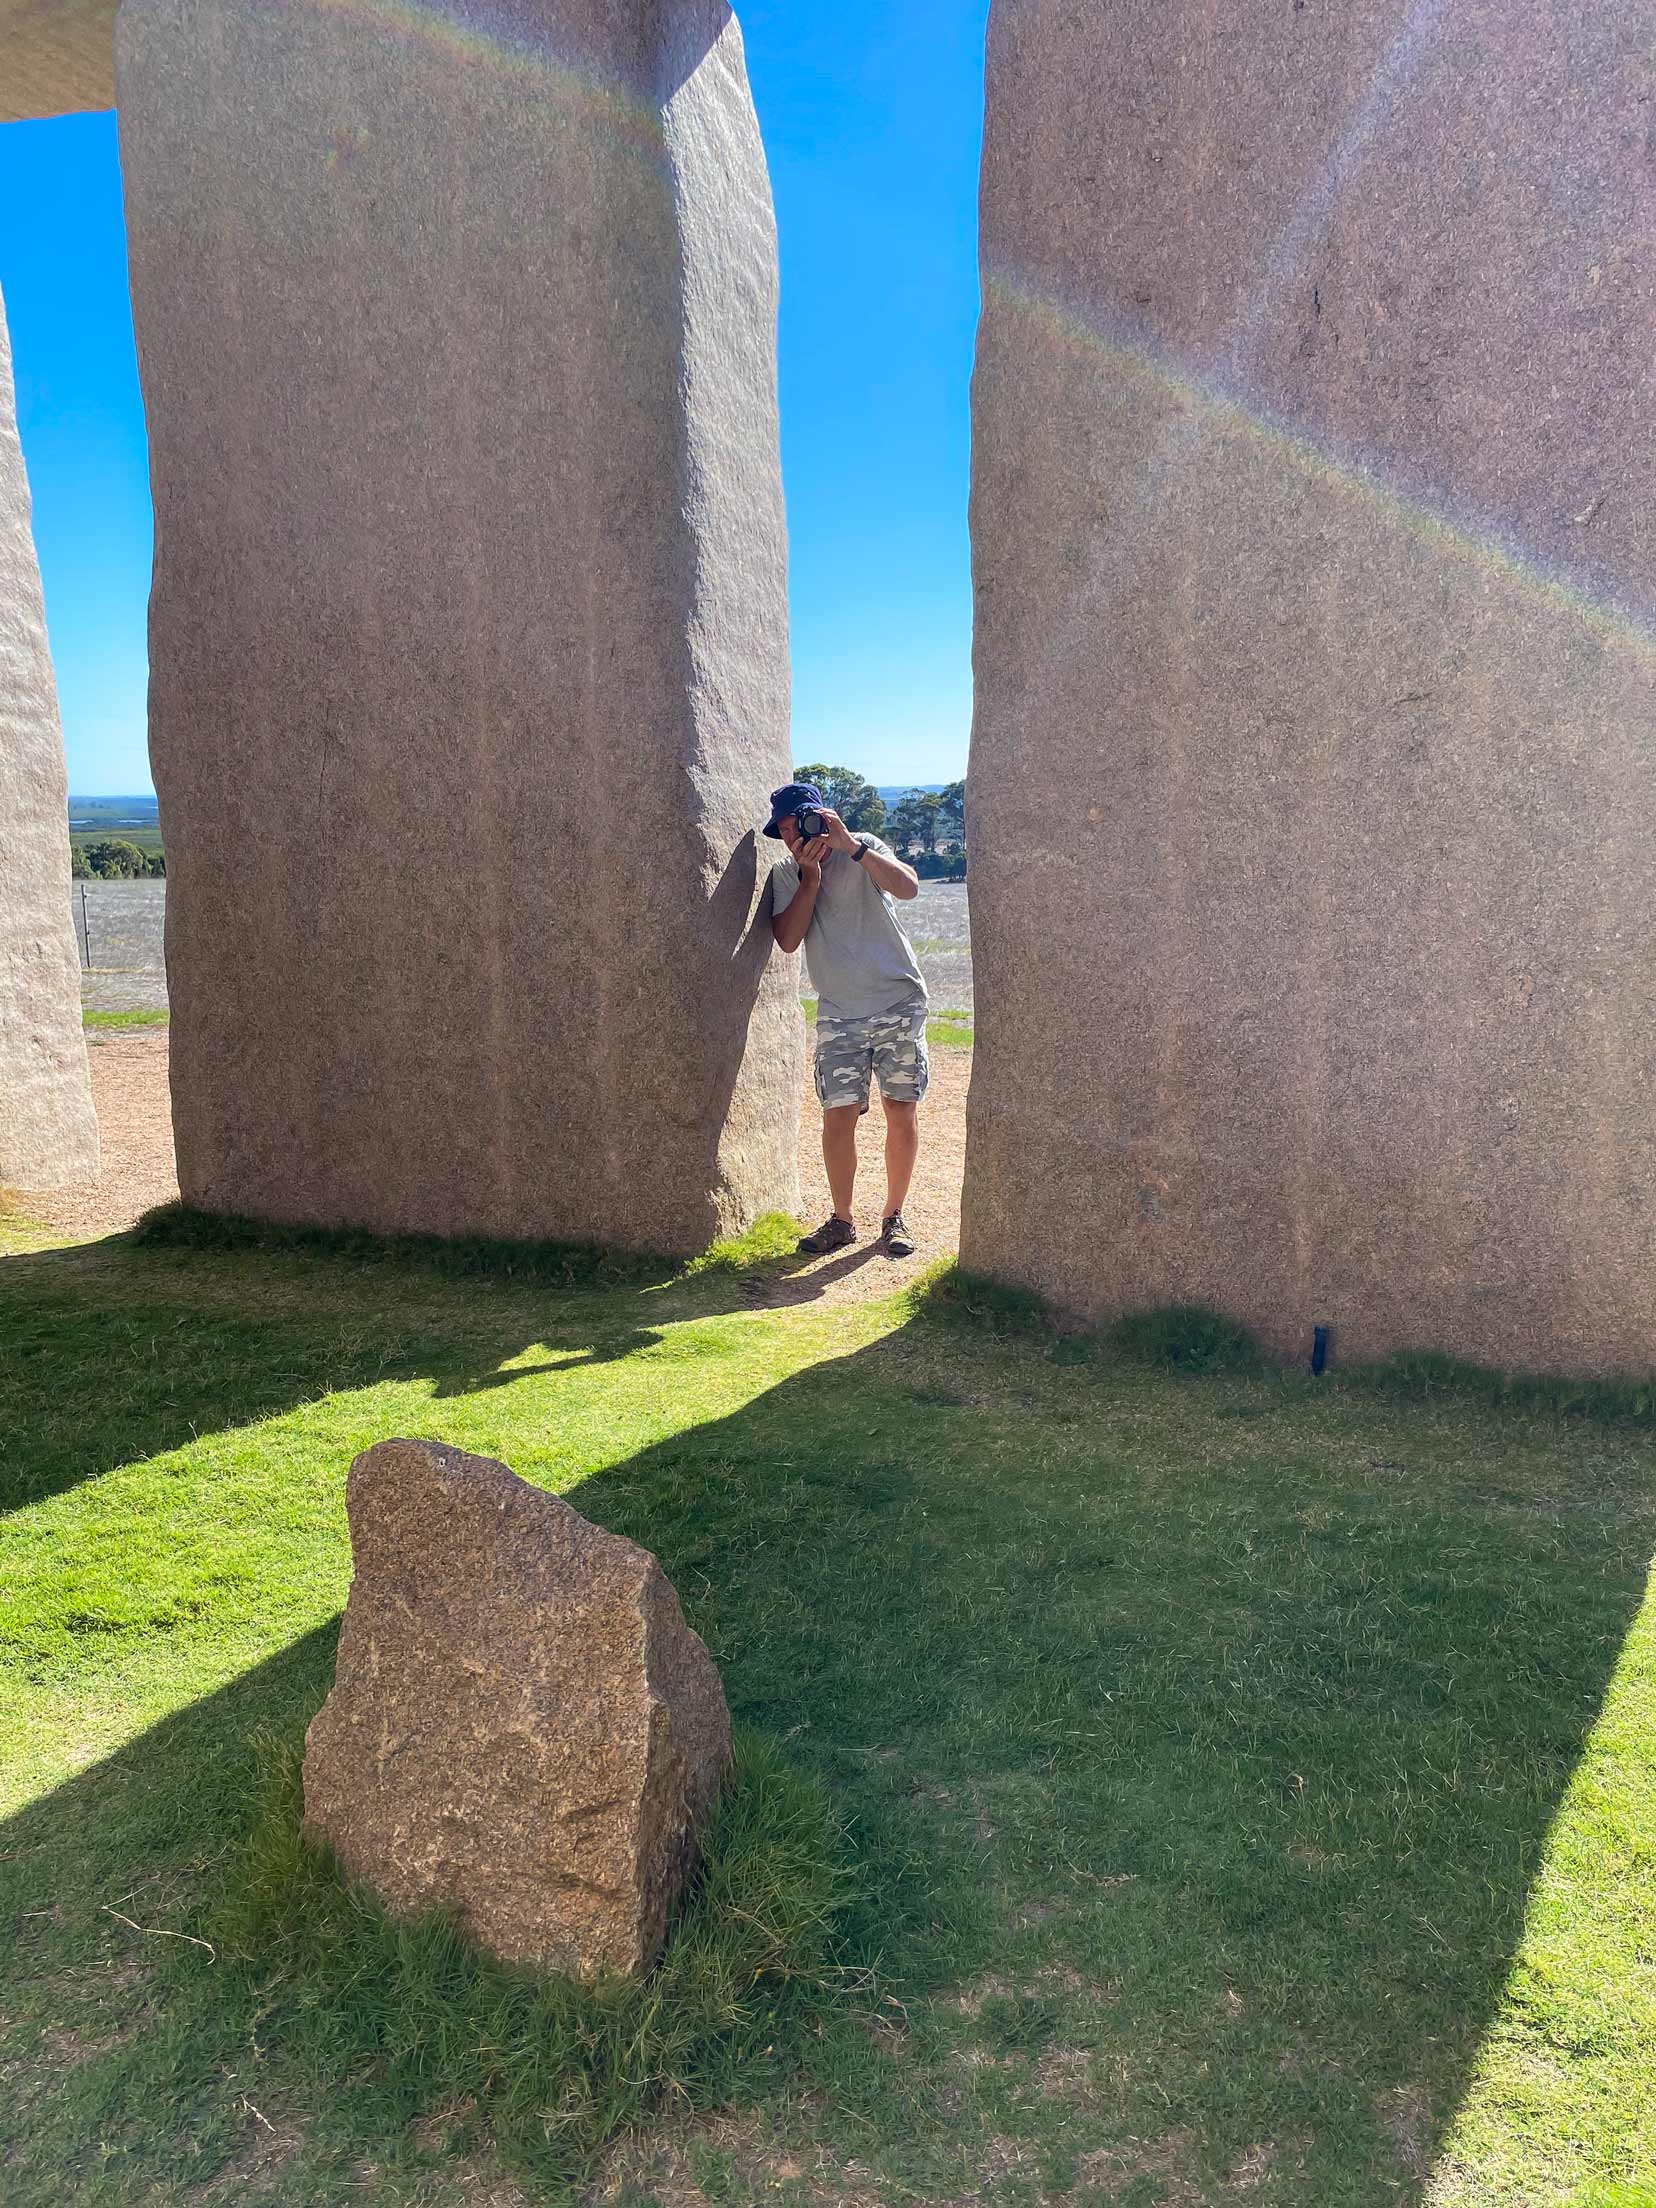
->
xmin=683 ymin=1211 xmax=802 ymax=1275
xmin=82 ymin=1008 xmax=169 ymax=1030
xmin=0 ymin=1200 xmax=55 ymax=1254
xmin=927 ymin=1010 xmax=974 ymax=1049
xmin=1425 ymin=1569 xmax=1656 ymax=2206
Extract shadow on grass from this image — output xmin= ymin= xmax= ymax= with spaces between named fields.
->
xmin=2 ymin=1250 xmax=1652 ymax=2200
xmin=563 ymin=1345 xmax=1656 ymax=2200
xmin=0 ymin=1218 xmax=870 ymax=1512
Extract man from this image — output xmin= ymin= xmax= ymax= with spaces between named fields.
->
xmin=765 ymin=780 xmax=927 ymax=1258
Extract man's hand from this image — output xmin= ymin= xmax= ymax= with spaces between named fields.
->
xmin=796 ymin=833 xmax=831 ymax=881
xmin=772 ymin=820 xmax=829 ymax=953
xmin=818 ymin=808 xmax=861 ymax=858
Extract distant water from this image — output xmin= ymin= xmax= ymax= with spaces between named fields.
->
xmin=875 ymin=784 xmax=950 ymax=805
xmin=67 ymin=794 xmax=160 ymax=832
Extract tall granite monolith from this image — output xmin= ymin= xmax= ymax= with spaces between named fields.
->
xmin=0 ymin=0 xmax=117 ymax=123
xmin=115 ymin=0 xmax=798 ymax=1251
xmin=964 ymin=0 xmax=1656 ymax=1377
xmin=0 ymin=285 xmax=98 ymax=1191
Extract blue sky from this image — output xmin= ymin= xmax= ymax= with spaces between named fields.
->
xmin=0 ymin=1 xmax=988 ymax=798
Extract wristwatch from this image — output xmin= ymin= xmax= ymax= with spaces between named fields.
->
xmin=852 ymin=839 xmax=869 ymax=864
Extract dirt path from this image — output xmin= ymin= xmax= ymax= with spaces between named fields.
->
xmin=13 ymin=1032 xmax=968 ymax=1299
xmin=13 ymin=1032 xmax=179 ymax=1242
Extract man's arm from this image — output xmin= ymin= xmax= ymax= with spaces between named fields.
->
xmin=819 ymin=812 xmax=920 ymax=901
xmin=772 ymin=850 xmax=825 ymax=953
xmin=856 ymin=840 xmax=920 ymax=902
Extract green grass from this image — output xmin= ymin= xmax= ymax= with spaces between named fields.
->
xmin=82 ymin=1008 xmax=170 ymax=1031
xmin=200 ymin=1724 xmax=864 ymax=2190
xmin=927 ymin=1014 xmax=974 ymax=1049
xmin=2 ymin=1229 xmax=1653 ymax=2205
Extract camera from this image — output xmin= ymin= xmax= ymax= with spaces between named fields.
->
xmin=796 ymin=808 xmax=826 ymax=843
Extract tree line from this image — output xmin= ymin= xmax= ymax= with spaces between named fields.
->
xmin=71 ymin=839 xmax=166 ymax=880
xmin=67 ymin=779 xmax=958 ymax=884
xmin=793 ymin=765 xmax=967 ymax=879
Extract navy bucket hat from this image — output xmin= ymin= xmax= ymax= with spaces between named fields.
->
xmin=763 ymin=781 xmax=825 ymax=839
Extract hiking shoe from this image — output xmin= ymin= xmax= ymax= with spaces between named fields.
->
xmin=881 ymin=1212 xmax=916 ymax=1259
xmin=798 ymin=1214 xmax=856 ymax=1255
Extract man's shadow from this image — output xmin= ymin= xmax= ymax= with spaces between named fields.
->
xmin=428 ymin=1238 xmax=889 ymax=1393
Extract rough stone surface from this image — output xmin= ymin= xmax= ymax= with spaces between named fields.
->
xmin=0 ymin=285 xmax=99 ymax=1190
xmin=0 ymin=0 xmax=117 ymax=122
xmin=302 ymin=1438 xmax=733 ymax=1982
xmin=964 ymin=0 xmax=1656 ymax=1377
xmin=116 ymin=0 xmax=799 ymax=1252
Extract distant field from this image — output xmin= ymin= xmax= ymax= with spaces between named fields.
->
xmin=894 ymin=878 xmax=973 ymax=1010
xmin=65 ymin=872 xmax=975 ymax=1019
xmin=66 ymin=793 xmax=164 ymax=861
xmin=66 ymin=878 xmax=168 ymax=1016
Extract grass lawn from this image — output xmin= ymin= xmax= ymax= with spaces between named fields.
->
xmin=82 ymin=1010 xmax=170 ymax=1032
xmin=1 ymin=1218 xmax=1653 ymax=2206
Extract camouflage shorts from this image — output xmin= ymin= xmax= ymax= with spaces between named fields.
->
xmin=813 ymin=1006 xmax=930 ymax=1113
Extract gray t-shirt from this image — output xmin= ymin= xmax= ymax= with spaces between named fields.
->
xmin=772 ymin=835 xmax=929 ymax=1021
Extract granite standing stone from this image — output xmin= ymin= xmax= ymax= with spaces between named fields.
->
xmin=964 ymin=0 xmax=1656 ymax=1376
xmin=303 ymin=1438 xmax=732 ymax=1980
xmin=0 ymin=286 xmax=98 ymax=1191
xmin=0 ymin=0 xmax=117 ymax=122
xmin=116 ymin=0 xmax=798 ymax=1252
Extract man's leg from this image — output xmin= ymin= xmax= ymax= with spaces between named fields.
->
xmin=880 ymin=1098 xmax=919 ymax=1219
xmin=807 ymin=1017 xmax=873 ymax=1242
xmin=870 ymin=1010 xmax=928 ymax=1253
xmin=822 ymin=1105 xmax=861 ymax=1222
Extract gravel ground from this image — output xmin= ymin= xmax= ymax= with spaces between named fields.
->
xmin=13 ymin=1031 xmax=178 ymax=1240
xmin=13 ymin=1031 xmax=970 ymax=1300
xmin=64 ymin=877 xmax=973 ymax=1017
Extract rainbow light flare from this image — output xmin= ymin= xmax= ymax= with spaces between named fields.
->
xmin=269 ymin=0 xmax=667 ymax=164
xmin=985 ymin=270 xmax=1656 ymax=673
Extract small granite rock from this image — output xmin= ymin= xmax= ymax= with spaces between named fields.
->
xmin=302 ymin=1438 xmax=732 ymax=1982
